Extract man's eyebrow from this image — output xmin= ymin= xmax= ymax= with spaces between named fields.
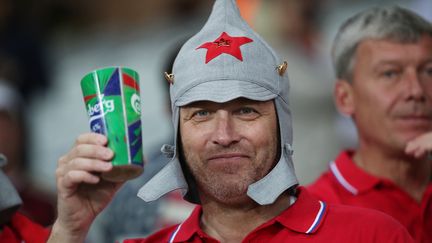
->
xmin=374 ymin=58 xmax=432 ymax=66
xmin=373 ymin=59 xmax=402 ymax=66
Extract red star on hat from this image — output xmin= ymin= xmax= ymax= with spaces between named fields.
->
xmin=196 ymin=32 xmax=253 ymax=64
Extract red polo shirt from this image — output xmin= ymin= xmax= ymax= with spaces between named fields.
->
xmin=124 ymin=187 xmax=413 ymax=243
xmin=307 ymin=150 xmax=432 ymax=243
xmin=0 ymin=212 xmax=50 ymax=243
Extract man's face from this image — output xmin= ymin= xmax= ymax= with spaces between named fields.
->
xmin=179 ymin=98 xmax=278 ymax=204
xmin=344 ymin=36 xmax=432 ymax=152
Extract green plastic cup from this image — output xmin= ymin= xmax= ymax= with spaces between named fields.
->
xmin=81 ymin=67 xmax=143 ymax=182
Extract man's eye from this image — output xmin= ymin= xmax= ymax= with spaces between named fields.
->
xmin=422 ymin=66 xmax=432 ymax=78
xmin=419 ymin=66 xmax=432 ymax=82
xmin=193 ymin=110 xmax=210 ymax=117
xmin=238 ymin=107 xmax=256 ymax=115
xmin=235 ymin=107 xmax=260 ymax=120
xmin=381 ymin=70 xmax=399 ymax=79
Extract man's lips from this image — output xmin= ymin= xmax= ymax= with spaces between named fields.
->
xmin=207 ymin=153 xmax=249 ymax=162
xmin=397 ymin=114 xmax=432 ymax=120
xmin=396 ymin=115 xmax=432 ymax=125
xmin=206 ymin=153 xmax=250 ymax=174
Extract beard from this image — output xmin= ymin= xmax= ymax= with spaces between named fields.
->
xmin=181 ymin=143 xmax=278 ymax=205
xmin=194 ymin=163 xmax=255 ymax=203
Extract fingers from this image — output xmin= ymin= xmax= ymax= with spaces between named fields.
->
xmin=58 ymin=143 xmax=113 ymax=176
xmin=62 ymin=133 xmax=113 ymax=164
xmin=63 ymin=170 xmax=100 ymax=189
xmin=71 ymin=144 xmax=113 ymax=161
xmin=56 ymin=133 xmax=114 ymax=193
xmin=58 ymin=157 xmax=113 ymax=178
xmin=57 ymin=157 xmax=113 ymax=194
xmin=405 ymin=132 xmax=432 ymax=159
xmin=74 ymin=133 xmax=108 ymax=146
xmin=405 ymin=141 xmax=423 ymax=158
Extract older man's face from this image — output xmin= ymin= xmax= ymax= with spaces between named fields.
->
xmin=346 ymin=36 xmax=432 ymax=152
xmin=179 ymin=98 xmax=278 ymax=204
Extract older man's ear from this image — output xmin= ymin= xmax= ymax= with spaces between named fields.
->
xmin=334 ymin=80 xmax=355 ymax=117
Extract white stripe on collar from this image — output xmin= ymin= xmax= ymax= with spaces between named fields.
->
xmin=169 ymin=223 xmax=183 ymax=243
xmin=330 ymin=161 xmax=358 ymax=195
xmin=305 ymin=200 xmax=326 ymax=234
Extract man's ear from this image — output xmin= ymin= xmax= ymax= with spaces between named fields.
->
xmin=334 ymin=80 xmax=355 ymax=116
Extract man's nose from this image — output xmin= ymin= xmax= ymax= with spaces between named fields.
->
xmin=404 ymin=70 xmax=426 ymax=102
xmin=211 ymin=113 xmax=240 ymax=147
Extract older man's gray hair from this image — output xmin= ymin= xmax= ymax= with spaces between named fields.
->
xmin=332 ymin=6 xmax=432 ymax=81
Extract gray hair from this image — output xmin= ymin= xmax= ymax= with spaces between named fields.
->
xmin=332 ymin=6 xmax=432 ymax=81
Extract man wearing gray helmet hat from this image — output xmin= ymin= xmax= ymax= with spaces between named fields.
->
xmin=308 ymin=6 xmax=432 ymax=243
xmin=48 ymin=1 xmax=413 ymax=242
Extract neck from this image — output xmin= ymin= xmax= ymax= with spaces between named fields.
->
xmin=354 ymin=144 xmax=431 ymax=202
xmin=200 ymin=193 xmax=292 ymax=242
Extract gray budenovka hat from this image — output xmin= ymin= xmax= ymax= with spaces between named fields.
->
xmin=0 ymin=154 xmax=23 ymax=225
xmin=138 ymin=0 xmax=298 ymax=205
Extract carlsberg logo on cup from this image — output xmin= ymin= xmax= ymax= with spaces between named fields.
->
xmin=87 ymin=95 xmax=115 ymax=116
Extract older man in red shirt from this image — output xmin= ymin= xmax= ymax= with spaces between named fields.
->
xmin=308 ymin=6 xmax=432 ymax=243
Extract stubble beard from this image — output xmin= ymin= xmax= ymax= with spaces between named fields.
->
xmin=183 ymin=146 xmax=277 ymax=204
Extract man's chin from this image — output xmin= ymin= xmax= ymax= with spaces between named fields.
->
xmin=200 ymin=178 xmax=252 ymax=202
xmin=211 ymin=191 xmax=254 ymax=206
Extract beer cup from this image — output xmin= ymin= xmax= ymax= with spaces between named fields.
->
xmin=81 ymin=67 xmax=143 ymax=182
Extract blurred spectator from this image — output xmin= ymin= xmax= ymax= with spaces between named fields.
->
xmin=0 ymin=154 xmax=50 ymax=243
xmin=0 ymin=0 xmax=58 ymax=227
xmin=0 ymin=0 xmax=51 ymax=100
xmin=308 ymin=6 xmax=432 ymax=242
xmin=0 ymin=81 xmax=56 ymax=226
